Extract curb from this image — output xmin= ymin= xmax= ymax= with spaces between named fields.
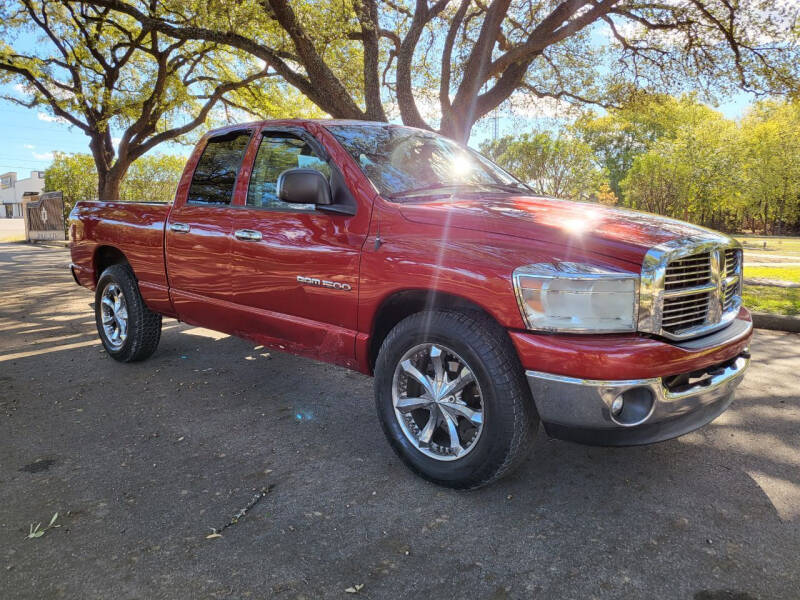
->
xmin=29 ymin=239 xmax=69 ymax=249
xmin=744 ymin=277 xmax=800 ymax=289
xmin=752 ymin=312 xmax=800 ymax=333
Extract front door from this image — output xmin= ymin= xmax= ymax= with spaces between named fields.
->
xmin=227 ymin=128 xmax=368 ymax=366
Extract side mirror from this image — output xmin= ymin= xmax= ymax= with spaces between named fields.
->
xmin=277 ymin=168 xmax=332 ymax=206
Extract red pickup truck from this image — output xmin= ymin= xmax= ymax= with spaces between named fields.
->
xmin=69 ymin=120 xmax=751 ymax=489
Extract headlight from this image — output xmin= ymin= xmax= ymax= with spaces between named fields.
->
xmin=512 ymin=262 xmax=638 ymax=333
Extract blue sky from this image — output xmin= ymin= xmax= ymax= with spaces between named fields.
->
xmin=0 ymin=99 xmax=193 ymax=176
xmin=0 ymin=81 xmax=760 ymax=178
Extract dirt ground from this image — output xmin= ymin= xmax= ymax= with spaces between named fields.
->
xmin=1 ymin=242 xmax=799 ymax=600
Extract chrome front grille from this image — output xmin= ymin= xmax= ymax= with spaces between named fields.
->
xmin=723 ymin=248 xmax=740 ymax=277
xmin=722 ymin=248 xmax=742 ymax=311
xmin=662 ymin=252 xmax=712 ymax=334
xmin=638 ymin=237 xmax=743 ymax=341
xmin=664 ymin=252 xmax=712 ymax=290
xmin=723 ymin=283 xmax=737 ymax=311
xmin=662 ymin=291 xmax=711 ymax=333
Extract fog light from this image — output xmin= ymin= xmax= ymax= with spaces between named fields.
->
xmin=608 ymin=387 xmax=655 ymax=427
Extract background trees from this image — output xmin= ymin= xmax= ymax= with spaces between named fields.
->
xmin=0 ymin=1 xmax=300 ymax=200
xmin=43 ymin=153 xmax=97 ymax=216
xmin=480 ymin=132 xmax=606 ymax=201
xmin=739 ymin=101 xmax=800 ymax=235
xmin=575 ymin=95 xmax=734 ymax=198
xmin=619 ymin=105 xmax=740 ymax=229
xmin=486 ymin=95 xmax=800 ymax=234
xmin=83 ymin=0 xmax=800 ymax=141
xmin=45 ymin=151 xmax=184 ymax=215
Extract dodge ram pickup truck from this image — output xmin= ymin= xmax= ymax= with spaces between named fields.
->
xmin=69 ymin=119 xmax=752 ymax=489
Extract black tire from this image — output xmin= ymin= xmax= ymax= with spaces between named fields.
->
xmin=94 ymin=263 xmax=162 ymax=362
xmin=374 ymin=310 xmax=537 ymax=489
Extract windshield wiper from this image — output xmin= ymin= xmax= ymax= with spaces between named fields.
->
xmin=389 ymin=183 xmax=469 ymax=198
xmin=481 ymin=182 xmax=533 ymax=193
xmin=389 ymin=181 xmax=530 ymax=198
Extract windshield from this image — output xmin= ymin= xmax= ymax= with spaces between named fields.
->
xmin=325 ymin=123 xmax=528 ymax=198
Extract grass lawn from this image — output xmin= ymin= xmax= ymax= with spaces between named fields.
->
xmin=734 ymin=236 xmax=800 ymax=315
xmin=736 ymin=235 xmax=800 ymax=255
xmin=744 ymin=266 xmax=800 ymax=282
xmin=742 ymin=285 xmax=800 ymax=316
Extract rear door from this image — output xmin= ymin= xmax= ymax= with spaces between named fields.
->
xmin=165 ymin=129 xmax=253 ymax=329
xmin=226 ymin=127 xmax=369 ymax=366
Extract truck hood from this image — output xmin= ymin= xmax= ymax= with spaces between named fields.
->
xmin=397 ymin=194 xmax=726 ymax=267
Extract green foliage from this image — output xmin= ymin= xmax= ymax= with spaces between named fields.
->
xmin=46 ymin=152 xmax=185 ymax=215
xmin=739 ymin=101 xmax=800 ymax=235
xmin=119 ymin=154 xmax=186 ymax=204
xmin=573 ymin=95 xmax=800 ymax=233
xmin=619 ymin=108 xmax=741 ymax=229
xmin=480 ymin=132 xmax=609 ymax=202
xmin=742 ymin=285 xmax=800 ymax=316
xmin=44 ymin=153 xmax=97 ymax=217
xmin=575 ymin=94 xmax=724 ymax=200
xmin=36 ymin=0 xmax=800 ymax=144
xmin=491 ymin=95 xmax=800 ymax=234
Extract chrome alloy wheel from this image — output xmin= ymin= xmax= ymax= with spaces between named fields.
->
xmin=391 ymin=343 xmax=484 ymax=461
xmin=100 ymin=282 xmax=128 ymax=350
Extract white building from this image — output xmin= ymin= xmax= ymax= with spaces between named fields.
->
xmin=1 ymin=171 xmax=45 ymax=218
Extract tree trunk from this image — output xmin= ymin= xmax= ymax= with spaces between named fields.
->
xmin=96 ymin=157 xmax=132 ymax=201
xmin=97 ymin=170 xmax=121 ymax=201
xmin=357 ymin=0 xmax=387 ymax=122
xmin=439 ymin=107 xmax=471 ymax=143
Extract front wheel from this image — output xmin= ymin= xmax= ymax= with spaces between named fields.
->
xmin=94 ymin=263 xmax=162 ymax=362
xmin=374 ymin=310 xmax=537 ymax=489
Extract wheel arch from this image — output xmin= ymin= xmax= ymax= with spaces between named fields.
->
xmin=93 ymin=245 xmax=131 ymax=284
xmin=367 ymin=289 xmax=506 ymax=373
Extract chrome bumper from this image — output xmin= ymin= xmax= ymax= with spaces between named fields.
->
xmin=526 ymin=353 xmax=750 ymax=446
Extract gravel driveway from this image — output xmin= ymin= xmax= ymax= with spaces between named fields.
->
xmin=1 ymin=242 xmax=798 ymax=600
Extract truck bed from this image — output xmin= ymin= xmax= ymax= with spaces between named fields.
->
xmin=69 ymin=201 xmax=173 ymax=315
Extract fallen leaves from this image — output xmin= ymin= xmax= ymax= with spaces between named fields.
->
xmin=27 ymin=512 xmax=60 ymax=539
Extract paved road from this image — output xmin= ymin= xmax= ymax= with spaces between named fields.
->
xmin=1 ymin=243 xmax=799 ymax=600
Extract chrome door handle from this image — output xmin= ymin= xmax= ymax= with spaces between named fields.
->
xmin=170 ymin=222 xmax=190 ymax=233
xmin=234 ymin=229 xmax=262 ymax=241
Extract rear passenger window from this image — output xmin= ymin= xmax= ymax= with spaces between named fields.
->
xmin=187 ymin=131 xmax=251 ymax=205
xmin=246 ymin=133 xmax=331 ymax=210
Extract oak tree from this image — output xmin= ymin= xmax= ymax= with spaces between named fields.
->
xmin=0 ymin=1 xmax=285 ymax=199
xmin=81 ymin=0 xmax=800 ymax=142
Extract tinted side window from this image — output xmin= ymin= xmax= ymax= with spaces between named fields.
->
xmin=246 ymin=133 xmax=330 ymax=210
xmin=187 ymin=131 xmax=251 ymax=205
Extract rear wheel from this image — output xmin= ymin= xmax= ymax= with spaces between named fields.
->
xmin=374 ymin=310 xmax=537 ymax=489
xmin=95 ymin=264 xmax=161 ymax=362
